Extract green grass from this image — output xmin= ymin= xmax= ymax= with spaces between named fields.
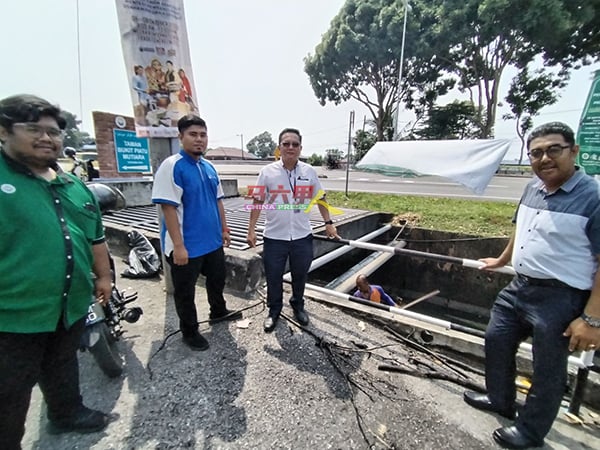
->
xmin=326 ymin=192 xmax=516 ymax=237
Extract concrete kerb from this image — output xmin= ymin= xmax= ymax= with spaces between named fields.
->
xmin=305 ymin=288 xmax=486 ymax=356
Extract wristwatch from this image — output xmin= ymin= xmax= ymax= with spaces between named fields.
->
xmin=580 ymin=312 xmax=600 ymax=328
xmin=324 ymin=220 xmax=333 ymax=225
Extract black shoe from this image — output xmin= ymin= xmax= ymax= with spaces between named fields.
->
xmin=209 ymin=308 xmax=243 ymax=324
xmin=47 ymin=406 xmax=109 ymax=435
xmin=183 ymin=332 xmax=209 ymax=351
xmin=264 ymin=316 xmax=278 ymax=333
xmin=293 ymin=309 xmax=309 ymax=326
xmin=463 ymin=391 xmax=516 ymax=420
xmin=493 ymin=426 xmax=543 ymax=449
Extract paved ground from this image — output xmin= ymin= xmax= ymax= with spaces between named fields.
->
xmin=22 ymin=257 xmax=600 ymax=450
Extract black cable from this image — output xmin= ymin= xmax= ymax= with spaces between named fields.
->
xmin=146 ymin=301 xmax=264 ymax=379
xmin=384 ymin=325 xmax=471 ymax=380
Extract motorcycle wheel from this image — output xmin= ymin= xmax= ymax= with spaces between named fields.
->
xmin=88 ymin=322 xmax=123 ymax=378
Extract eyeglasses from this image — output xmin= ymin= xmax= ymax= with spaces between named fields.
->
xmin=280 ymin=141 xmax=300 ymax=148
xmin=527 ymin=144 xmax=571 ymax=161
xmin=13 ymin=123 xmax=64 ymax=140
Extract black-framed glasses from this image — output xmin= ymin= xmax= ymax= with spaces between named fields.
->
xmin=13 ymin=123 xmax=64 ymax=140
xmin=527 ymin=144 xmax=571 ymax=161
xmin=280 ymin=141 xmax=300 ymax=148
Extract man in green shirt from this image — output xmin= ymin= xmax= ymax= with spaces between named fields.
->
xmin=0 ymin=94 xmax=112 ymax=449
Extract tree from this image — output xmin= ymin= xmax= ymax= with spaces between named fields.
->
xmin=61 ymin=111 xmax=92 ymax=150
xmin=304 ymin=0 xmax=453 ymax=141
xmin=525 ymin=1 xmax=600 ymax=68
xmin=503 ymin=66 xmax=568 ymax=165
xmin=413 ymin=101 xmax=480 ymax=140
xmin=353 ymin=129 xmax=377 ymax=163
xmin=424 ymin=0 xmax=598 ymax=138
xmin=246 ymin=131 xmax=276 ymax=159
xmin=307 ymin=153 xmax=325 ymax=166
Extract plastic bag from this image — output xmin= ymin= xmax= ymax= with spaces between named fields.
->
xmin=121 ymin=230 xmax=161 ymax=278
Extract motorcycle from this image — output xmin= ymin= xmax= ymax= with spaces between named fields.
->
xmin=63 ymin=146 xmax=88 ymax=182
xmin=80 ymin=183 xmax=143 ymax=377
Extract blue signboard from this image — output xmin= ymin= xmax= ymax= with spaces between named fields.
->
xmin=113 ymin=129 xmax=151 ymax=173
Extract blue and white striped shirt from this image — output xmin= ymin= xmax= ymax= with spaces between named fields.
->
xmin=512 ymin=168 xmax=600 ymax=290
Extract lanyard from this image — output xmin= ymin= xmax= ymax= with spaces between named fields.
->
xmin=285 ymin=166 xmax=297 ymax=199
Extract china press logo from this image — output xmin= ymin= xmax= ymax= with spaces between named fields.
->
xmin=244 ymin=185 xmax=342 ymax=215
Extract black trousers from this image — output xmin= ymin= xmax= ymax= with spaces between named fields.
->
xmin=263 ymin=235 xmax=313 ymax=317
xmin=0 ymin=318 xmax=86 ymax=450
xmin=485 ymin=276 xmax=588 ymax=442
xmin=167 ymin=246 xmax=228 ymax=336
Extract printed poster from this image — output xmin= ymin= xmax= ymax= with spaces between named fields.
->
xmin=115 ymin=0 xmax=199 ymax=138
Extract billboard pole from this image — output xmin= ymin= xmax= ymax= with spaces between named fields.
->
xmin=393 ymin=1 xmax=410 ymax=140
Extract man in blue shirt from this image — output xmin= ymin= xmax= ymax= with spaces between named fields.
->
xmin=152 ymin=115 xmax=242 ymax=351
xmin=463 ymin=122 xmax=600 ymax=449
xmin=353 ymin=274 xmax=397 ymax=307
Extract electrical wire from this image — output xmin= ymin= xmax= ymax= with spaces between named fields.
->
xmin=146 ymin=300 xmax=265 ymax=379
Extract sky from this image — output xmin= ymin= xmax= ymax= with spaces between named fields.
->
xmin=1 ymin=0 xmax=598 ymax=160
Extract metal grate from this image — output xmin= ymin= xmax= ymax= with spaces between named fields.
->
xmin=102 ymin=197 xmax=369 ymax=251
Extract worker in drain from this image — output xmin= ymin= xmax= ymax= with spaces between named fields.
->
xmin=353 ymin=274 xmax=398 ymax=307
xmin=463 ymin=122 xmax=600 ymax=450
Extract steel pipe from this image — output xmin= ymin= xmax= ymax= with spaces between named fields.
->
xmin=313 ymin=235 xmax=516 ymax=276
xmin=300 ymin=281 xmax=485 ymax=338
xmin=283 ymin=225 xmax=392 ymax=282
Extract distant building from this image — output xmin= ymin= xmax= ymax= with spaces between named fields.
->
xmin=81 ymin=143 xmax=97 ymax=151
xmin=204 ymin=146 xmax=259 ymax=160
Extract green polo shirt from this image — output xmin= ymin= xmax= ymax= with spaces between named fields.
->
xmin=0 ymin=151 xmax=105 ymax=333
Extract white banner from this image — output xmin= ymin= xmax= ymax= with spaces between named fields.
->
xmin=356 ymin=139 xmax=511 ymax=195
xmin=115 ymin=0 xmax=199 ymax=138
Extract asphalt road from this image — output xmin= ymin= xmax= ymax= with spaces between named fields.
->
xmin=214 ymin=163 xmax=530 ymax=202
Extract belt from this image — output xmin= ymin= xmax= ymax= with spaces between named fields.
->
xmin=517 ymin=273 xmax=572 ymax=289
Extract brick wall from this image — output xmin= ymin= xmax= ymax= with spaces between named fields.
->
xmin=92 ymin=111 xmax=140 ymax=179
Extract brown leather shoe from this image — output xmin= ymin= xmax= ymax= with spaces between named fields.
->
xmin=463 ymin=391 xmax=516 ymax=420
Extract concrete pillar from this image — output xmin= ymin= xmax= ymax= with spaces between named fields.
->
xmin=152 ymin=137 xmax=179 ymax=294
xmin=149 ymin=137 xmax=175 ymax=175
